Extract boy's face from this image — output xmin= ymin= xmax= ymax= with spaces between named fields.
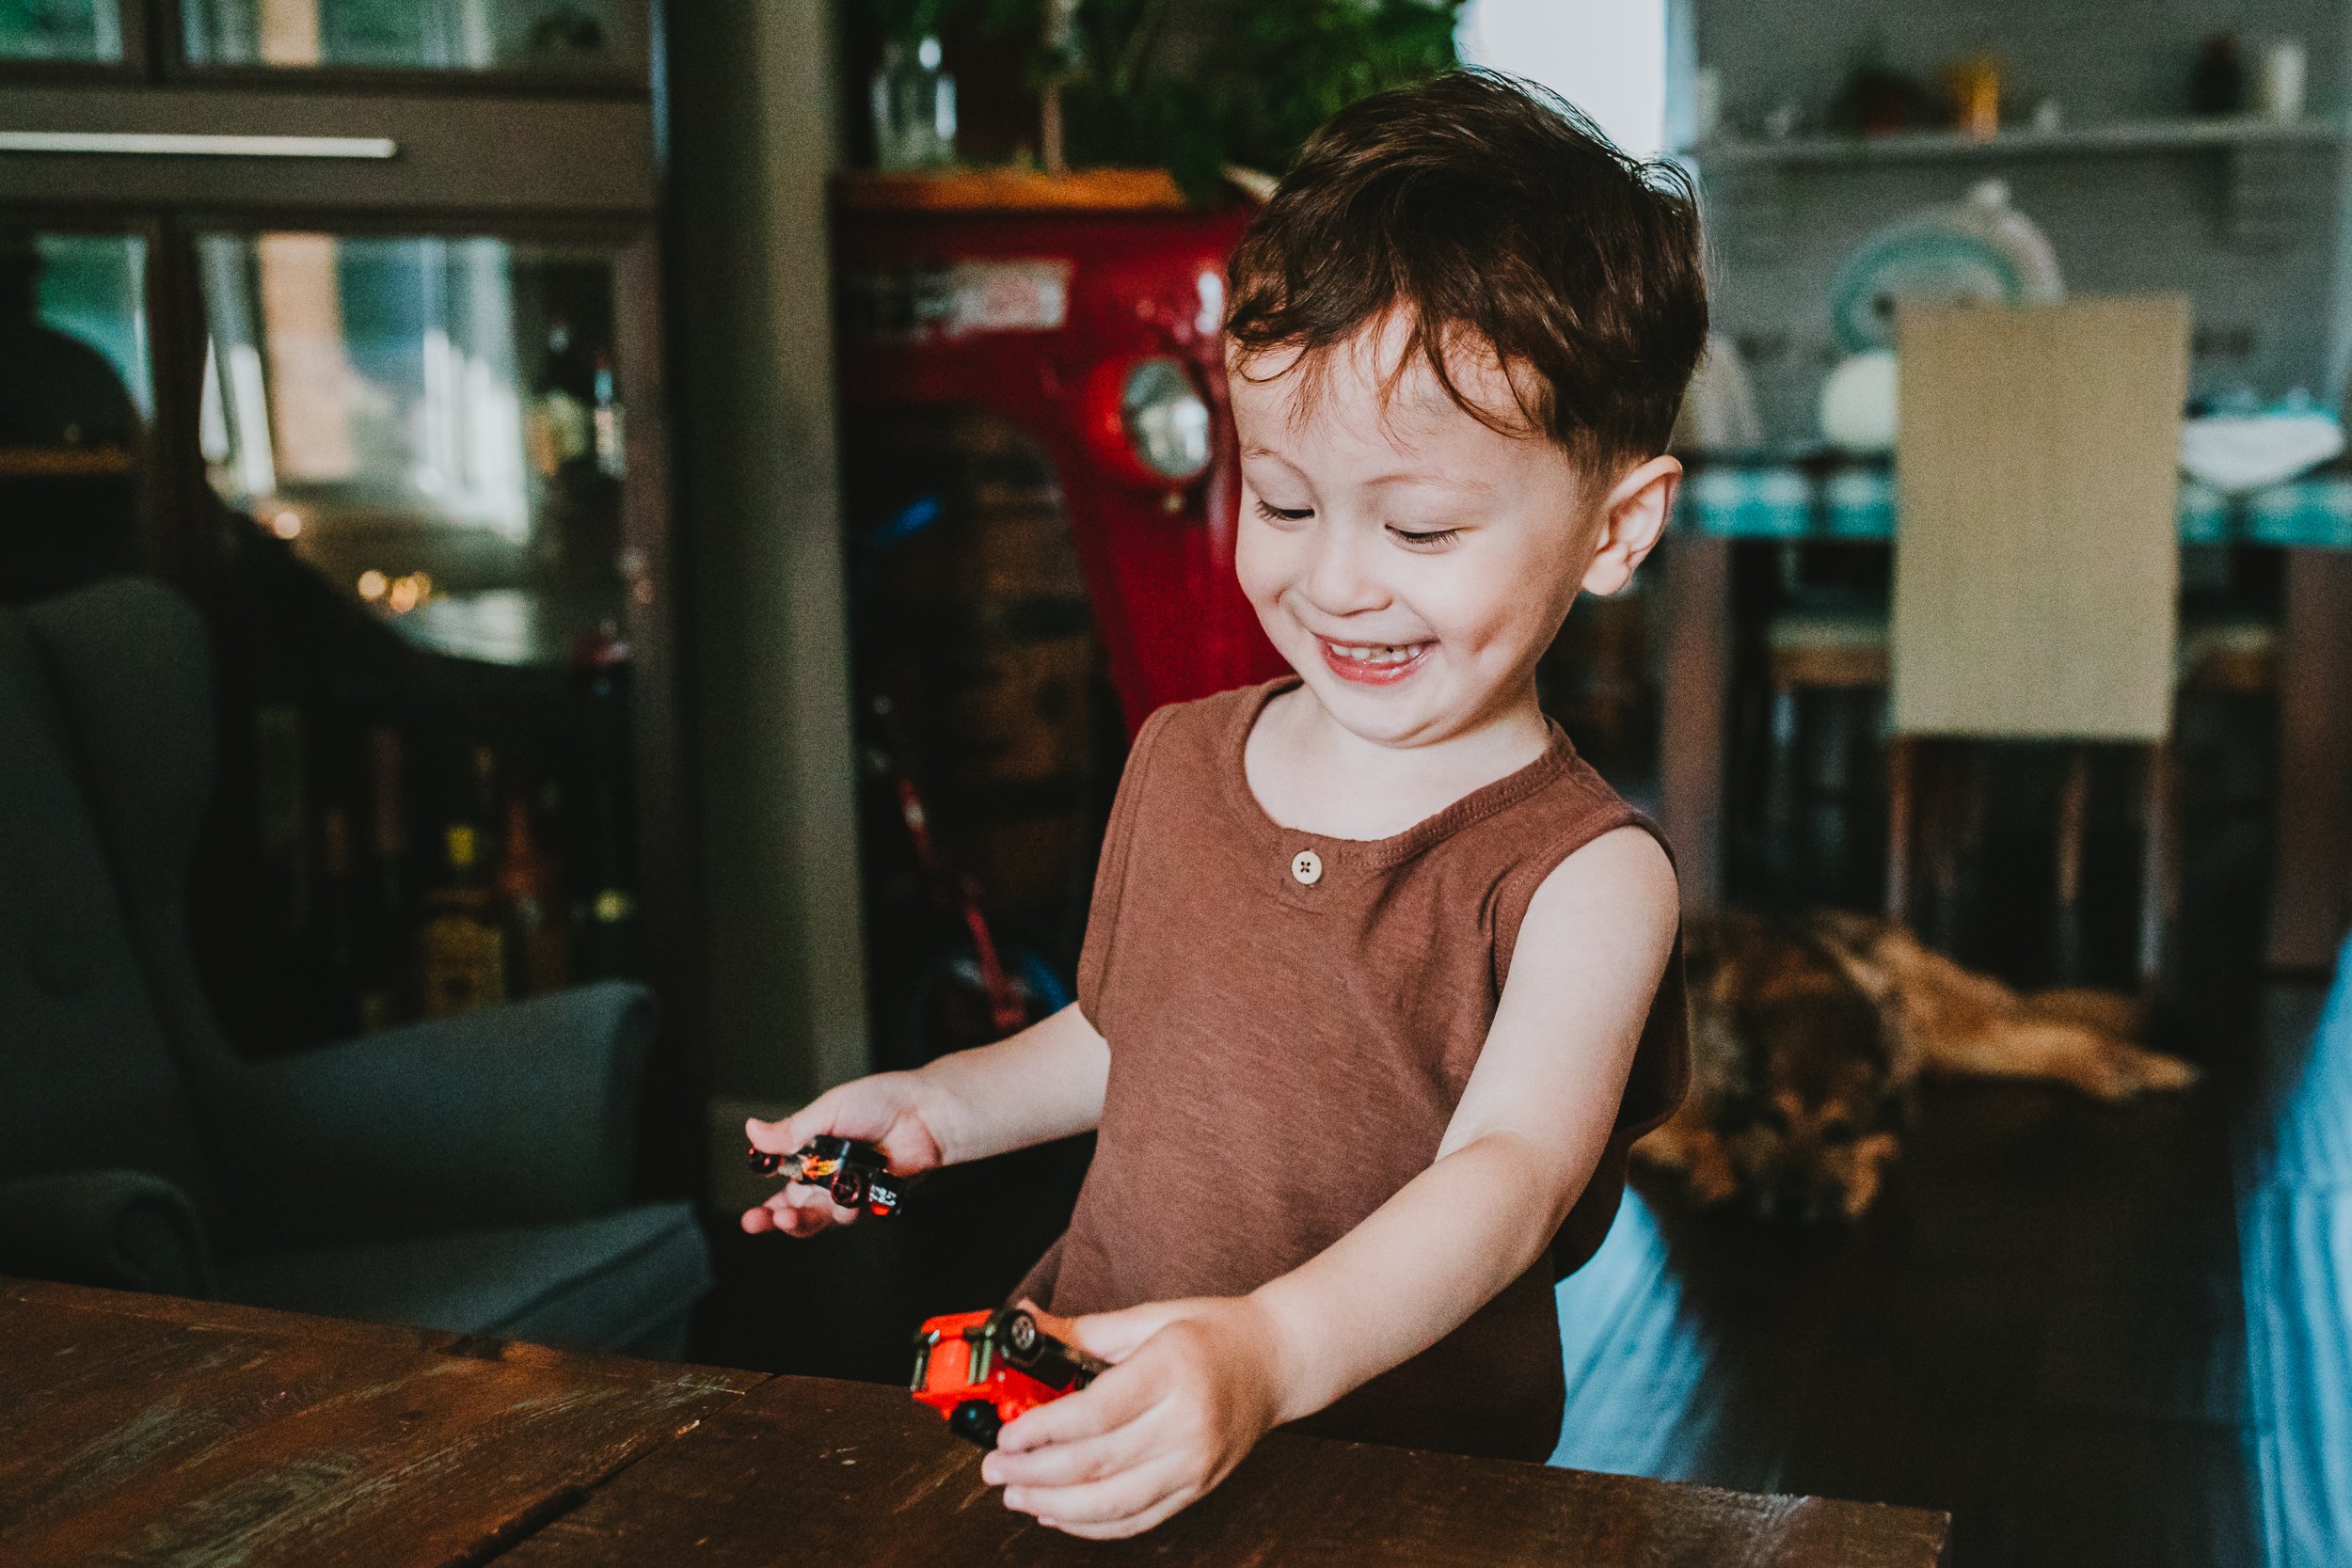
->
xmin=1230 ymin=316 xmax=1670 ymax=749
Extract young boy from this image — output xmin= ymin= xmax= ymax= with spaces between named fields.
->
xmin=746 ymin=70 xmax=1706 ymax=1538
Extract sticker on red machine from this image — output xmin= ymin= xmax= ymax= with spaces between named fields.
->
xmin=941 ymin=260 xmax=1070 ymax=335
xmin=842 ymin=260 xmax=1072 ymax=340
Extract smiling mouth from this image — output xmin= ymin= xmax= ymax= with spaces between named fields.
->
xmin=1318 ymin=639 xmax=1432 ymax=685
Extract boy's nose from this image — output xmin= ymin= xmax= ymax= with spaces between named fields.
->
xmin=1298 ymin=530 xmax=1390 ymax=618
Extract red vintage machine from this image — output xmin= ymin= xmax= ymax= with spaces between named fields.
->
xmin=832 ymin=170 xmax=1286 ymax=734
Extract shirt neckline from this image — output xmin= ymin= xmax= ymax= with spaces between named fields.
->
xmin=1220 ymin=675 xmax=1580 ymax=872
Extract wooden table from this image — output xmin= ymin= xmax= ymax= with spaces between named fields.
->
xmin=0 ymin=1277 xmax=1950 ymax=1566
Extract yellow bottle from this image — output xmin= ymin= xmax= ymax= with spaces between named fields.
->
xmin=420 ymin=823 xmax=508 ymax=1018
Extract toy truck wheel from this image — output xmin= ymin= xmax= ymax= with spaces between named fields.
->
xmin=947 ymin=1399 xmax=1002 ymax=1449
xmin=830 ymin=1171 xmax=867 ymax=1209
xmin=1005 ymin=1308 xmax=1041 ymax=1360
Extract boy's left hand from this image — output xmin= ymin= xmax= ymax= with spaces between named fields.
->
xmin=980 ymin=1295 xmax=1286 ymax=1539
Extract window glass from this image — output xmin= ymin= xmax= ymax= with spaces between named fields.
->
xmin=199 ymin=230 xmax=628 ymax=667
xmin=0 ymin=0 xmax=123 ymax=63
xmin=182 ymin=0 xmax=632 ymax=72
xmin=1456 ymin=0 xmax=1670 ymax=157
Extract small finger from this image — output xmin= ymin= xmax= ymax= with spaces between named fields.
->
xmin=757 ymin=1188 xmax=834 ymax=1237
xmin=1006 ymin=1451 xmax=1191 ymax=1529
xmin=787 ymin=1197 xmax=862 ymax=1237
xmin=1065 ymin=1301 xmax=1188 ymax=1363
xmin=982 ymin=1412 xmax=1156 ymax=1489
xmin=1047 ymin=1484 xmax=1198 ymax=1541
xmin=745 ymin=1113 xmax=801 ymax=1154
xmin=996 ymin=1371 xmax=1161 ymax=1453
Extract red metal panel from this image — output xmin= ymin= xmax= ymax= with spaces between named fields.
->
xmin=834 ymin=201 xmax=1287 ymax=735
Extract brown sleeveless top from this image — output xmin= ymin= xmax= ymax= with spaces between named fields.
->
xmin=1013 ymin=677 xmax=1689 ymax=1462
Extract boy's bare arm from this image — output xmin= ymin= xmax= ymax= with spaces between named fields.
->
xmin=1255 ymin=824 xmax=1677 ymax=1418
xmin=984 ymin=826 xmax=1676 ymax=1534
xmin=920 ymin=1001 xmax=1111 ymax=1164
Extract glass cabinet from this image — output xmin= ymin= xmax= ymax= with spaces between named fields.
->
xmin=1 ymin=0 xmax=691 ymax=1172
xmin=186 ymin=228 xmax=655 ymax=1046
xmin=0 ymin=0 xmax=126 ymax=63
xmin=180 ymin=0 xmax=636 ymax=72
xmin=0 ymin=228 xmax=151 ymax=600
xmin=5 ymin=0 xmax=640 ymax=72
xmin=197 ymin=231 xmax=634 ymax=668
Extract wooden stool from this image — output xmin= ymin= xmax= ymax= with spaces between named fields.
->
xmin=2176 ymin=615 xmax=2280 ymax=694
xmin=1888 ymin=736 xmax=2171 ymax=986
xmin=1882 ymin=622 xmax=2270 ymax=986
xmin=1884 ymin=297 xmax=2190 ymax=990
xmin=1763 ymin=611 xmax=1888 ymax=893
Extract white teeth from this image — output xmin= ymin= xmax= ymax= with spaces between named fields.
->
xmin=1329 ymin=641 xmax=1421 ymax=665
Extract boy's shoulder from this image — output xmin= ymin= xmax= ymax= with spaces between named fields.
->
xmin=1487 ymin=740 xmax=1657 ymax=855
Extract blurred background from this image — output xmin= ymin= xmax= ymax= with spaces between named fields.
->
xmin=4 ymin=4 xmax=2348 ymax=1565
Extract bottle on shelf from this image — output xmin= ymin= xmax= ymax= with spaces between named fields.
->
xmin=574 ymin=770 xmax=640 ymax=982
xmin=419 ymin=821 xmax=509 ymax=1018
xmin=580 ymin=793 xmax=637 ymax=982
xmin=497 ymin=793 xmax=570 ymax=995
xmin=592 ymin=352 xmax=626 ymax=479
xmin=569 ymin=619 xmax=637 ymax=980
xmin=468 ymin=743 xmax=501 ymax=859
xmin=315 ymin=805 xmax=361 ymax=1038
xmin=254 ymin=703 xmax=311 ymax=938
xmin=358 ymin=724 xmax=409 ymax=1031
xmin=526 ymin=316 xmax=595 ymax=481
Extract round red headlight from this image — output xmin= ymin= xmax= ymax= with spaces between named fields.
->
xmin=1085 ymin=355 xmax=1212 ymax=488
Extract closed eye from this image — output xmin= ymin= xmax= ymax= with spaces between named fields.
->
xmin=1253 ymin=499 xmax=1314 ymax=523
xmin=1389 ymin=526 xmax=1461 ymax=550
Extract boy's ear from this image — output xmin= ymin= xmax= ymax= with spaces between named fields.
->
xmin=1581 ymin=455 xmax=1682 ymax=597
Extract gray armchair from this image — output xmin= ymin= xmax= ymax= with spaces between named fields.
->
xmin=0 ymin=578 xmax=711 ymax=1354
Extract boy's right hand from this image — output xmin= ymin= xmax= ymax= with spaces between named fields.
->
xmin=741 ymin=1071 xmax=950 ymax=1238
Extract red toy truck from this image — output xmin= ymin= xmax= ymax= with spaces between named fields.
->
xmin=911 ymin=1306 xmax=1108 ymax=1449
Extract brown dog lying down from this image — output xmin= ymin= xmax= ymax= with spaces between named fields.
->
xmin=1634 ymin=910 xmax=2200 ymax=1224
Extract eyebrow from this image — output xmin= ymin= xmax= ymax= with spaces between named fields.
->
xmin=1239 ymin=444 xmax=1495 ymax=496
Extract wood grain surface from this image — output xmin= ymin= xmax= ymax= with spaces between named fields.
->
xmin=0 ymin=1277 xmax=759 ymax=1568
xmin=497 ymin=1372 xmax=1950 ymax=1568
xmin=1 ymin=1278 xmax=1947 ymax=1567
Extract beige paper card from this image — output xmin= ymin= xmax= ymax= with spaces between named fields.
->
xmin=1891 ymin=296 xmax=2190 ymax=742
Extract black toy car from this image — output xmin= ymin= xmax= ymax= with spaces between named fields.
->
xmin=746 ymin=1133 xmax=905 ymax=1217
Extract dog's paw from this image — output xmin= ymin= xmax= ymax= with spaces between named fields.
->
xmin=1836 ymin=1132 xmax=1902 ymax=1220
xmin=1635 ymin=1125 xmax=1741 ymax=1205
xmin=2064 ymin=1038 xmax=2202 ymax=1101
xmin=2102 ymin=1041 xmax=2201 ymax=1096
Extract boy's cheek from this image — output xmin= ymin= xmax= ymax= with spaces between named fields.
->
xmin=1232 ymin=543 xmax=1308 ymax=634
xmin=1232 ymin=524 xmax=1289 ymax=606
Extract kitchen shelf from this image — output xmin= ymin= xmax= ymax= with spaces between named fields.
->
xmin=1692 ymin=116 xmax=2346 ymax=169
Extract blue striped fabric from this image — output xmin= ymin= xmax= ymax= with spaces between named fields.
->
xmin=1674 ymin=463 xmax=2352 ymax=547
xmin=2236 ymin=949 xmax=2352 ymax=1568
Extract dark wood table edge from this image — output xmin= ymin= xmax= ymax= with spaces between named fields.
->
xmin=0 ymin=1277 xmax=1952 ymax=1565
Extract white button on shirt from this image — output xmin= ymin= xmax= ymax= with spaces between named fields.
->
xmin=1291 ymin=848 xmax=1324 ymax=886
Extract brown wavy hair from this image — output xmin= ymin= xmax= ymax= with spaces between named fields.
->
xmin=1225 ymin=70 xmax=1708 ymax=472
